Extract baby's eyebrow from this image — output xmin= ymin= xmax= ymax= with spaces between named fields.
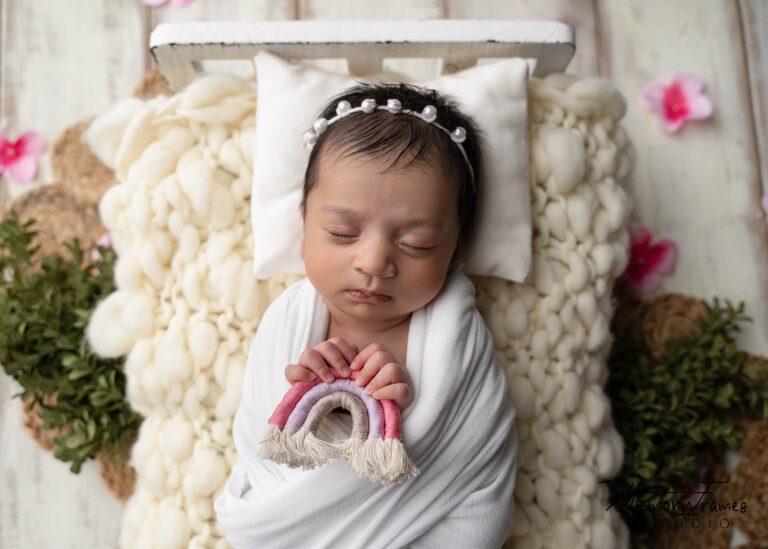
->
xmin=322 ymin=205 xmax=443 ymax=230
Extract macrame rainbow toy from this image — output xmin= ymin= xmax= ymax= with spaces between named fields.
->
xmin=258 ymin=370 xmax=419 ymax=485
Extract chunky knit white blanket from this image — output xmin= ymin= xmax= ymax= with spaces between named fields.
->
xmin=85 ymin=71 xmax=632 ymax=549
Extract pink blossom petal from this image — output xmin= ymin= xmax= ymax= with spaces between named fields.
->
xmin=5 ymin=155 xmax=38 ymax=182
xmin=0 ymin=140 xmax=18 ymax=169
xmin=661 ymin=114 xmax=686 ymax=133
xmin=16 ymin=131 xmax=45 ymax=155
xmin=96 ymin=232 xmax=112 ymax=247
xmin=142 ymin=0 xmax=168 ymax=5
xmin=761 ymin=193 xmax=768 ymax=214
xmin=686 ymin=94 xmax=713 ymax=120
xmin=673 ymin=72 xmax=704 ymax=97
xmin=640 ymin=83 xmax=665 ymax=111
xmin=628 ymin=221 xmax=651 ymax=246
xmin=647 ymin=240 xmax=678 ymax=274
xmin=635 ymin=271 xmax=662 ymax=297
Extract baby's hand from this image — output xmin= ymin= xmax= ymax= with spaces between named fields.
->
xmin=350 ymin=343 xmax=413 ymax=410
xmin=285 ymin=337 xmax=359 ymax=384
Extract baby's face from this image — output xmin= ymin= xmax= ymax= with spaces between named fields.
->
xmin=301 ymin=150 xmax=460 ymax=331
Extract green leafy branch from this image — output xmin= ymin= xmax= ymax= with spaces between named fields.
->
xmin=605 ymin=297 xmax=768 ymax=549
xmin=0 ymin=212 xmax=143 ymax=473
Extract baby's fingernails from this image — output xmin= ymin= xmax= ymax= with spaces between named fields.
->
xmin=341 ymin=367 xmax=350 ymax=376
xmin=324 ymin=374 xmax=334 ymax=383
xmin=307 ymin=373 xmax=316 ymax=380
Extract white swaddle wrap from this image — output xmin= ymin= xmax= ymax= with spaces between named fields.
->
xmin=214 ymin=270 xmax=518 ymax=548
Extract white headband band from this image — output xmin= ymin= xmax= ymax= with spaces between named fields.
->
xmin=303 ymin=98 xmax=476 ymax=188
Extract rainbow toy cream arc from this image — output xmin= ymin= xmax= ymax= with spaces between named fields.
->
xmin=258 ymin=369 xmax=419 ymax=485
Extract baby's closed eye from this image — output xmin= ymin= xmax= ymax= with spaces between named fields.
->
xmin=327 ymin=231 xmax=356 ymax=240
xmin=325 ymin=230 xmax=436 ymax=251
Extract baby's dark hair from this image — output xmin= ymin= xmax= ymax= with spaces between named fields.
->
xmin=301 ymin=82 xmax=484 ymax=266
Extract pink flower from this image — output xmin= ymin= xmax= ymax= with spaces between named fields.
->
xmin=0 ymin=131 xmax=45 ymax=183
xmin=90 ymin=233 xmax=113 ymax=262
xmin=89 ymin=233 xmax=113 ymax=276
xmin=142 ymin=0 xmax=195 ymax=6
xmin=621 ymin=221 xmax=677 ymax=297
xmin=640 ymin=73 xmax=713 ymax=133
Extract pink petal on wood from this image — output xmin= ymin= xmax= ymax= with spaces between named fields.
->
xmin=640 ymin=83 xmax=665 ymax=110
xmin=687 ymin=94 xmax=713 ymax=120
xmin=5 ymin=155 xmax=38 ymax=182
xmin=672 ymin=72 xmax=704 ymax=97
xmin=650 ymin=240 xmax=678 ymax=274
xmin=661 ymin=114 xmax=686 ymax=133
xmin=636 ymin=271 xmax=663 ymax=297
xmin=17 ymin=131 xmax=45 ymax=155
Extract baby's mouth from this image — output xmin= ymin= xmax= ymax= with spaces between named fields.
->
xmin=346 ymin=289 xmax=391 ymax=303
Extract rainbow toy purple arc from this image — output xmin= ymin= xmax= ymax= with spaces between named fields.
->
xmin=258 ymin=369 xmax=419 ymax=485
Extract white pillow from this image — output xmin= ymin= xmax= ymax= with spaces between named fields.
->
xmin=251 ymin=51 xmax=532 ymax=283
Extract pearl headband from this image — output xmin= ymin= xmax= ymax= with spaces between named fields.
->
xmin=303 ymin=98 xmax=475 ymax=188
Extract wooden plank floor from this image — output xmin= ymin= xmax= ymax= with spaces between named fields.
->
xmin=1 ymin=0 xmax=766 ymax=547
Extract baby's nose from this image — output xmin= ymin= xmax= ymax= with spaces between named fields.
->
xmin=354 ymin=239 xmax=396 ymax=277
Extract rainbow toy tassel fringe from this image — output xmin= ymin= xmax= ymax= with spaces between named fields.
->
xmin=258 ymin=370 xmax=419 ymax=484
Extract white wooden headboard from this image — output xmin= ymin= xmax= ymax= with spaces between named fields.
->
xmin=150 ymin=20 xmax=575 ymax=91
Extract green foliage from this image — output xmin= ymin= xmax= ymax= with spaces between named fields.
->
xmin=605 ymin=297 xmax=768 ymax=549
xmin=0 ymin=212 xmax=142 ymax=473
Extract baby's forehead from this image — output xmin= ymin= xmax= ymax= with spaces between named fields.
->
xmin=315 ymin=144 xmax=455 ymax=188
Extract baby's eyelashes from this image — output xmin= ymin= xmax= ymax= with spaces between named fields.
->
xmin=328 ymin=232 xmax=356 ymax=240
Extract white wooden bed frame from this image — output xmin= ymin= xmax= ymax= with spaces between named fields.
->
xmin=149 ymin=20 xmax=575 ymax=90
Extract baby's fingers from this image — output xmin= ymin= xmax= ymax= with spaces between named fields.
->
xmin=313 ymin=340 xmax=351 ymax=377
xmin=285 ymin=363 xmax=316 ymax=384
xmin=350 ymin=343 xmax=388 ymax=372
xmin=362 ymin=362 xmax=402 ymax=395
xmin=298 ymin=349 xmax=335 ymax=383
xmin=369 ymin=383 xmax=412 ymax=410
xmin=326 ymin=337 xmax=359 ymax=366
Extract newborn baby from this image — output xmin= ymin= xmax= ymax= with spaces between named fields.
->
xmin=215 ymin=81 xmax=518 ymax=549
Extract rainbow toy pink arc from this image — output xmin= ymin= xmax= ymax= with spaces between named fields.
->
xmin=258 ymin=370 xmax=419 ymax=484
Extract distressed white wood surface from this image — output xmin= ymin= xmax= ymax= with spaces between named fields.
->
xmin=595 ymin=0 xmax=768 ymax=358
xmin=1 ymin=0 xmax=767 ymax=547
xmin=0 ymin=0 xmax=146 ymax=205
xmin=0 ymin=1 xmax=145 ymax=547
xmin=149 ymin=0 xmax=296 ymax=83
xmin=741 ymin=0 xmax=768 ymax=208
xmin=150 ymin=20 xmax=574 ymax=90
